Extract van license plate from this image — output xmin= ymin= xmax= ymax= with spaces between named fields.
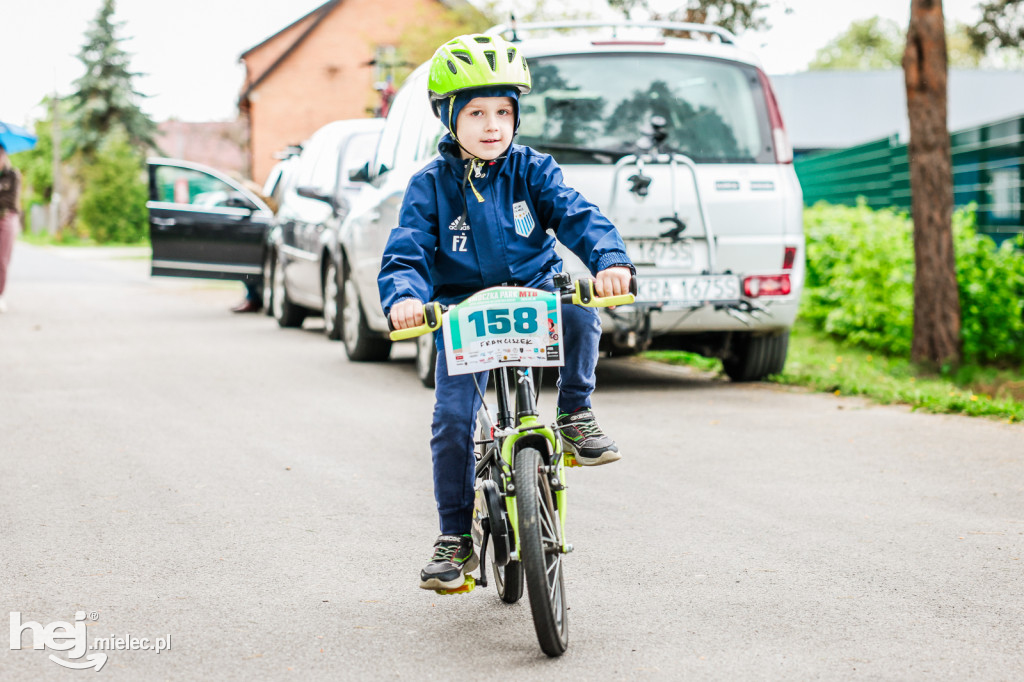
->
xmin=624 ymin=239 xmax=696 ymax=268
xmin=637 ymin=275 xmax=741 ymax=305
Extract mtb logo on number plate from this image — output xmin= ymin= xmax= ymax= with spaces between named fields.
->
xmin=443 ymin=287 xmax=563 ymax=375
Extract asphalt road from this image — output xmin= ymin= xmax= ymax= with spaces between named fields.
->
xmin=1 ymin=244 xmax=1022 ymax=681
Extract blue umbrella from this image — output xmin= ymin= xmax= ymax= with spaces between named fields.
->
xmin=0 ymin=120 xmax=38 ymax=154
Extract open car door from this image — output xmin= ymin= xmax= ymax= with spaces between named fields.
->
xmin=147 ymin=158 xmax=273 ymax=283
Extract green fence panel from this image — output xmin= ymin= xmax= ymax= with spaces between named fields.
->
xmin=794 ymin=115 xmax=1024 ymax=239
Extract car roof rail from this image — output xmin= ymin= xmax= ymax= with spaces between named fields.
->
xmin=485 ymin=20 xmax=736 ymax=45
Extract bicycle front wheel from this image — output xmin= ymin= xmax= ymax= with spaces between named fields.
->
xmin=515 ymin=446 xmax=568 ymax=657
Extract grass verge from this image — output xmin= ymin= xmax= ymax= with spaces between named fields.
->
xmin=645 ymin=321 xmax=1024 ymax=423
xmin=19 ymin=231 xmax=149 ymax=248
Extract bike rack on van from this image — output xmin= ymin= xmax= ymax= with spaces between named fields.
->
xmin=486 ymin=20 xmax=737 ymax=45
xmin=601 ymin=151 xmax=774 ymax=347
xmin=608 ymin=152 xmax=718 ymax=274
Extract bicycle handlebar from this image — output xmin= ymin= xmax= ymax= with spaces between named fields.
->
xmin=388 ymin=277 xmax=637 ymax=341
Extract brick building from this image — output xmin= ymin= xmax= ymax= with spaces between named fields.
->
xmin=238 ymin=0 xmax=480 ymax=184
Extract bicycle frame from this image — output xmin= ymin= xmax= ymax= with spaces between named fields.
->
xmin=483 ymin=366 xmax=569 ymax=556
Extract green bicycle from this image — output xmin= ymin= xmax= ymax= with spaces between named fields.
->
xmin=391 ymin=273 xmax=635 ymax=657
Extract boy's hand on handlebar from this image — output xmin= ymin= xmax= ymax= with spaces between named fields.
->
xmin=595 ymin=266 xmax=633 ymax=299
xmin=389 ymin=298 xmax=425 ymax=331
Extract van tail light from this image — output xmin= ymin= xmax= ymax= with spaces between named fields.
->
xmin=743 ymin=274 xmax=791 ymax=298
xmin=757 ymin=70 xmax=793 ymax=164
xmin=783 ymin=246 xmax=797 ymax=270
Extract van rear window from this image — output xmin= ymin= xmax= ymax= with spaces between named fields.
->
xmin=517 ymin=53 xmax=774 ymax=164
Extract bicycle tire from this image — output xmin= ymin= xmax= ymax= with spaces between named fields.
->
xmin=515 ymin=446 xmax=568 ymax=657
xmin=489 ymin=468 xmax=524 ymax=604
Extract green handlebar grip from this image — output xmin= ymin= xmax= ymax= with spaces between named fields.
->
xmin=572 ymin=279 xmax=636 ymax=307
xmin=389 ymin=302 xmax=443 ymax=341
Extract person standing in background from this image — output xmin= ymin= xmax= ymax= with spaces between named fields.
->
xmin=0 ymin=142 xmax=22 ymax=314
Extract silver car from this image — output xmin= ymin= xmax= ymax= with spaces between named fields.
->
xmin=338 ymin=21 xmax=804 ymax=383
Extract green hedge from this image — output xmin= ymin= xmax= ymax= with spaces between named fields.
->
xmin=76 ymin=134 xmax=148 ymax=244
xmin=802 ymin=201 xmax=1024 ymax=365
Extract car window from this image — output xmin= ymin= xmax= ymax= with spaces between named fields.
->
xmin=394 ymin=77 xmax=430 ymax=169
xmin=338 ymin=132 xmax=381 ymax=193
xmin=517 ymin=53 xmax=773 ymax=164
xmin=295 ymin=144 xmax=322 ymax=188
xmin=310 ymin=140 xmax=340 ymax=193
xmin=153 ymin=165 xmax=256 ymax=209
xmin=415 ymin=96 xmax=444 ymax=162
xmin=373 ymin=83 xmax=415 ymax=177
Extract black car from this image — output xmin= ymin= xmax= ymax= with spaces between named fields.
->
xmin=264 ymin=118 xmax=384 ymax=338
xmin=147 ymin=158 xmax=274 ymax=296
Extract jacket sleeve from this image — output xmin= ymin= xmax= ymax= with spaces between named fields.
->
xmin=526 ymin=152 xmax=633 ymax=274
xmin=377 ymin=173 xmax=439 ymax=316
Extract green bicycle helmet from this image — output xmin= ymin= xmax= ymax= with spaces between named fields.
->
xmin=428 ymin=34 xmax=531 ymax=117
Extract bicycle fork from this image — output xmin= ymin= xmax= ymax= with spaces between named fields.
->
xmin=500 ymin=367 xmax=571 ymax=557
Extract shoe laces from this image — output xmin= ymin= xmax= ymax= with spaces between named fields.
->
xmin=574 ymin=416 xmax=602 ymax=439
xmin=560 ymin=410 xmax=601 ymax=438
xmin=431 ymin=539 xmax=461 ymax=563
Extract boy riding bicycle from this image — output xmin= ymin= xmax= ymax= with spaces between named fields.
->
xmin=378 ymin=34 xmax=635 ymax=591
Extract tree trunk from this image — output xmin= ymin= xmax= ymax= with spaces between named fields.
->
xmin=903 ymin=0 xmax=961 ymax=367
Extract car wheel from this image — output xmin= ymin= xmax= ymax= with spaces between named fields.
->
xmin=262 ymin=250 xmax=275 ymax=316
xmin=323 ymin=260 xmax=343 ymax=341
xmin=272 ymin=258 xmax=307 ymax=329
xmin=341 ymin=264 xmax=391 ymax=361
xmin=722 ymin=330 xmax=790 ymax=382
xmin=416 ymin=332 xmax=437 ymax=388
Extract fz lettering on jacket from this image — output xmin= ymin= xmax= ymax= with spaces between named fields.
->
xmin=448 ymin=215 xmax=469 ymax=252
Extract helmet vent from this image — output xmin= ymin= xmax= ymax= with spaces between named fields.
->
xmin=473 ymin=36 xmax=491 ymax=44
xmin=484 ymin=50 xmax=497 ymax=72
xmin=451 ymin=50 xmax=473 ymax=65
xmin=446 ymin=59 xmax=458 ymax=75
xmin=507 ymin=47 xmax=517 ymax=63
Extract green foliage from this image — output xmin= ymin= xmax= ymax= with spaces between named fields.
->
xmin=76 ymin=134 xmax=147 ymax=244
xmin=9 ymin=98 xmax=76 ymax=229
xmin=802 ymin=202 xmax=1024 ymax=365
xmin=955 ymin=216 xmax=1024 ymax=363
xmin=808 ymin=16 xmax=986 ymax=71
xmin=969 ymin=0 xmax=1024 ymax=51
xmin=67 ymin=0 xmax=157 ymax=160
xmin=809 ymin=17 xmax=904 ymax=70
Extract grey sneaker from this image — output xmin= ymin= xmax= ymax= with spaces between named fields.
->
xmin=419 ymin=535 xmax=479 ymax=591
xmin=557 ymin=408 xmax=621 ymax=466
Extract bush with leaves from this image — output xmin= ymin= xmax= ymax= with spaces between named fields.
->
xmin=76 ymin=134 xmax=148 ymax=244
xmin=802 ymin=201 xmax=1024 ymax=365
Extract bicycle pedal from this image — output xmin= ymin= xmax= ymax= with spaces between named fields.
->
xmin=563 ymin=454 xmax=582 ymax=468
xmin=436 ymin=574 xmax=476 ymax=596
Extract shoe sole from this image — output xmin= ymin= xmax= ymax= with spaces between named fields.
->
xmin=419 ymin=554 xmax=480 ymax=591
xmin=562 ymin=440 xmax=622 ymax=466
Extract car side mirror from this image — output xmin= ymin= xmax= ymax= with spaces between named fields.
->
xmin=297 ymin=185 xmax=338 ymax=210
xmin=348 ymin=162 xmax=370 ymax=183
xmin=223 ymin=193 xmax=255 ymax=211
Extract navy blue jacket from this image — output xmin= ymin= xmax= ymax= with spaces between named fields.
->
xmin=378 ymin=135 xmax=632 ymax=314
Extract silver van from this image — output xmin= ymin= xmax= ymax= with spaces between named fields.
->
xmin=338 ymin=21 xmax=804 ymax=382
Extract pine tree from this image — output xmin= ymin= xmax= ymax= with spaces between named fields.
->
xmin=67 ymin=0 xmax=157 ymax=160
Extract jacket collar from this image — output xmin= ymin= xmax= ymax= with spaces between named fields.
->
xmin=438 ymin=133 xmax=513 ymax=179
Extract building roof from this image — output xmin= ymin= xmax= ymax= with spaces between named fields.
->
xmin=771 ymin=69 xmax=1024 ymax=152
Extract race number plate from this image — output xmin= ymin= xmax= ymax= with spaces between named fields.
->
xmin=443 ymin=287 xmax=564 ymax=375
xmin=636 ymin=275 xmax=741 ymax=307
